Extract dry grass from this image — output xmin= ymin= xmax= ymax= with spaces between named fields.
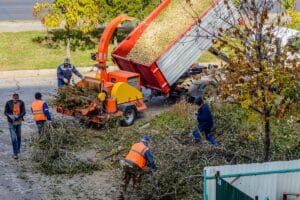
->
xmin=127 ymin=0 xmax=213 ymax=64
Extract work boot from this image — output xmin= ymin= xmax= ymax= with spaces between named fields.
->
xmin=117 ymin=191 xmax=125 ymax=200
xmin=206 ymin=134 xmax=216 ymax=145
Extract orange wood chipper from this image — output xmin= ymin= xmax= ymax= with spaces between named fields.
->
xmin=56 ymin=16 xmax=147 ymax=126
xmin=57 ymin=0 xmax=240 ymax=126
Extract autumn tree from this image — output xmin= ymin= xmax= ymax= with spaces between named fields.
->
xmin=33 ymin=0 xmax=103 ymax=33
xmin=282 ymin=0 xmax=300 ymax=30
xmin=197 ymin=0 xmax=300 ymax=161
xmin=32 ymin=0 xmax=159 ymax=53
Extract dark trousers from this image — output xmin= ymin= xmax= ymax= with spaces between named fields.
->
xmin=192 ymin=126 xmax=215 ymax=145
xmin=57 ymin=79 xmax=68 ymax=88
xmin=8 ymin=122 xmax=22 ymax=156
xmin=36 ymin=121 xmax=46 ymax=134
xmin=122 ymin=165 xmax=143 ymax=192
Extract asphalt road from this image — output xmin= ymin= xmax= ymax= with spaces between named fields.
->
xmin=0 ymin=0 xmax=53 ymax=21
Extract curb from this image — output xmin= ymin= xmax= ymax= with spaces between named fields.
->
xmin=0 ymin=66 xmax=119 ymax=79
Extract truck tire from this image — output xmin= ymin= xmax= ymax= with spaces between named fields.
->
xmin=122 ymin=106 xmax=137 ymax=126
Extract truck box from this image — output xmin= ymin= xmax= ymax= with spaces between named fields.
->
xmin=112 ymin=0 xmax=238 ymax=94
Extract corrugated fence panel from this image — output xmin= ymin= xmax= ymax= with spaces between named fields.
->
xmin=204 ymin=159 xmax=300 ymax=200
xmin=156 ymin=0 xmax=239 ymax=85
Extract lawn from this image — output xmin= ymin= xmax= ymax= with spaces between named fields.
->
xmin=0 ymin=31 xmax=221 ymax=71
xmin=0 ymin=31 xmax=115 ymax=71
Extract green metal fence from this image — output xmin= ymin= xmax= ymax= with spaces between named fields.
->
xmin=216 ymin=177 xmax=254 ymax=200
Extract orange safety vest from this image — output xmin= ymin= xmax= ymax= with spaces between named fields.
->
xmin=125 ymin=142 xmax=148 ymax=170
xmin=13 ymin=102 xmax=21 ymax=115
xmin=31 ymin=100 xmax=46 ymax=121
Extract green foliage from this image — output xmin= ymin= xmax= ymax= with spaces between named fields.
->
xmin=31 ymin=120 xmax=102 ymax=175
xmin=281 ymin=0 xmax=300 ymax=30
xmin=33 ymin=0 xmax=103 ymax=33
xmin=99 ymin=0 xmax=159 ymax=21
xmin=214 ymin=0 xmax=300 ymax=160
xmin=94 ymin=101 xmax=299 ymax=199
xmin=33 ymin=0 xmax=159 ymax=33
xmin=32 ymin=29 xmax=97 ymax=51
xmin=281 ymin=0 xmax=296 ymax=9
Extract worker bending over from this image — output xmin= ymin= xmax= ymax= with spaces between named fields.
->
xmin=57 ymin=58 xmax=83 ymax=88
xmin=192 ymin=96 xmax=216 ymax=145
xmin=121 ymin=136 xmax=157 ymax=193
xmin=31 ymin=92 xmax=51 ymax=134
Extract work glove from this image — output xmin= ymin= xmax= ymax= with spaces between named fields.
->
xmin=14 ymin=115 xmax=20 ymax=120
xmin=63 ymin=78 xmax=69 ymax=83
xmin=8 ymin=115 xmax=16 ymax=121
xmin=46 ymin=120 xmax=53 ymax=129
xmin=151 ymin=169 xmax=158 ymax=176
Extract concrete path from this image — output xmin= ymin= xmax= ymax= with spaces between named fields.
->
xmin=0 ymin=20 xmax=46 ymax=32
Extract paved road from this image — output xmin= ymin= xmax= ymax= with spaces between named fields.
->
xmin=0 ymin=0 xmax=53 ymax=21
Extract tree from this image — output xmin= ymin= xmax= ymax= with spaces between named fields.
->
xmin=196 ymin=0 xmax=299 ymax=161
xmin=33 ymin=0 xmax=159 ymax=31
xmin=99 ymin=0 xmax=159 ymax=21
xmin=33 ymin=0 xmax=104 ymax=55
xmin=33 ymin=0 xmax=103 ymax=33
xmin=282 ymin=0 xmax=300 ymax=30
xmin=32 ymin=0 xmax=159 ymax=53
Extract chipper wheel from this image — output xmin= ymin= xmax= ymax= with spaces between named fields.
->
xmin=122 ymin=106 xmax=137 ymax=126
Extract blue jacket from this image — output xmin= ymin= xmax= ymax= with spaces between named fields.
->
xmin=196 ymin=103 xmax=214 ymax=130
xmin=144 ymin=149 xmax=157 ymax=171
xmin=57 ymin=64 xmax=83 ymax=82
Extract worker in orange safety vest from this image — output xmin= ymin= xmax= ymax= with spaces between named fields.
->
xmin=31 ymin=92 xmax=52 ymax=134
xmin=120 ymin=136 xmax=157 ymax=194
xmin=4 ymin=93 xmax=26 ymax=159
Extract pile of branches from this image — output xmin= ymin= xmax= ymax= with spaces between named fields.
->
xmin=51 ymin=85 xmax=98 ymax=110
xmin=30 ymin=120 xmax=101 ymax=174
xmin=133 ymin=136 xmax=257 ymax=200
xmin=98 ymin=101 xmax=265 ymax=199
xmin=131 ymin=105 xmax=262 ymax=199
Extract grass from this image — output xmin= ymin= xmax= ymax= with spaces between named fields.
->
xmin=198 ymin=50 xmax=220 ymax=63
xmin=0 ymin=31 xmax=115 ymax=71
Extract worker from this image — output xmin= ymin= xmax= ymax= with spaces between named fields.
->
xmin=192 ymin=96 xmax=216 ymax=145
xmin=57 ymin=58 xmax=84 ymax=88
xmin=120 ymin=136 xmax=157 ymax=193
xmin=4 ymin=93 xmax=26 ymax=159
xmin=31 ymin=92 xmax=51 ymax=134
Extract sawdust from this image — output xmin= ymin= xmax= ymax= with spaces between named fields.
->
xmin=127 ymin=0 xmax=213 ymax=64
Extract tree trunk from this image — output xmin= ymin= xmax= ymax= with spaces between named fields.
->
xmin=264 ymin=117 xmax=271 ymax=161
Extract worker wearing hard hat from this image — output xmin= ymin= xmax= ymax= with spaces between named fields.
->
xmin=192 ymin=96 xmax=216 ymax=145
xmin=31 ymin=92 xmax=52 ymax=134
xmin=57 ymin=58 xmax=84 ymax=88
xmin=120 ymin=136 xmax=157 ymax=193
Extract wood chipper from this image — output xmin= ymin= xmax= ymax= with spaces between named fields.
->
xmin=56 ymin=16 xmax=147 ymax=126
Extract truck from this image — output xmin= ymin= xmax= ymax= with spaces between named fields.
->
xmin=56 ymin=0 xmax=238 ymax=126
